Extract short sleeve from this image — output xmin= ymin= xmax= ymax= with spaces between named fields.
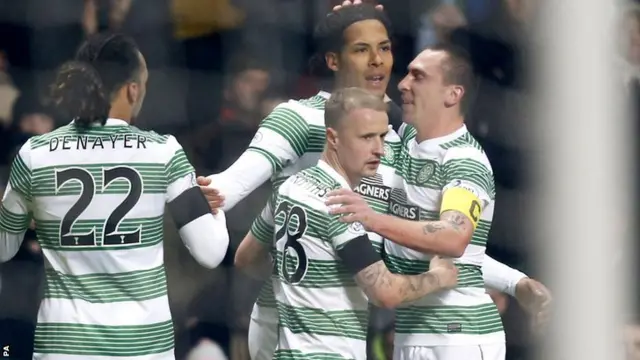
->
xmin=164 ymin=135 xmax=197 ymax=203
xmin=250 ymin=193 xmax=276 ymax=246
xmin=0 ymin=141 xmax=33 ymax=234
xmin=442 ymin=147 xmax=494 ymax=201
xmin=440 ymin=147 xmax=495 ymax=224
xmin=247 ymin=103 xmax=310 ymax=174
xmin=7 ymin=141 xmax=33 ymax=202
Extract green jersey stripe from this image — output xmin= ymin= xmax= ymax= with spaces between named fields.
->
xmin=166 ymin=149 xmax=194 ymax=184
xmin=256 ymin=281 xmax=277 ymax=307
xmin=31 ymin=163 xmax=169 ymax=196
xmin=33 ymin=320 xmax=174 ymax=356
xmin=44 ymin=265 xmax=167 ymax=303
xmin=260 ymin=107 xmax=309 ymax=157
xmin=8 ymin=153 xmax=32 ymax=200
xmin=251 ymin=214 xmax=274 ymax=245
xmin=277 ymin=302 xmax=368 ymax=341
xmin=275 ymin=350 xmax=356 ymax=360
xmin=36 ymin=216 xmax=164 ymax=251
xmin=0 ymin=205 xmax=30 ymax=233
xmin=394 ymin=303 xmax=503 ymax=335
xmin=443 ymin=158 xmax=495 ymax=195
xmin=248 ymin=147 xmax=282 ymax=174
xmin=276 ymin=250 xmax=355 ymax=288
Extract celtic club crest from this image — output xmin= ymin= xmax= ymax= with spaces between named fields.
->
xmin=383 ymin=143 xmax=395 ymax=163
xmin=416 ymin=163 xmax=435 ymax=184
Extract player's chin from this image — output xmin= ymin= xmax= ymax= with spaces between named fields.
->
xmin=362 ymin=162 xmax=380 ymax=176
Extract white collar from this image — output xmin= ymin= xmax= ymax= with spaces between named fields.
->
xmin=317 ymin=160 xmax=352 ymax=189
xmin=70 ymin=118 xmax=129 ymax=126
xmin=415 ymin=124 xmax=468 ymax=150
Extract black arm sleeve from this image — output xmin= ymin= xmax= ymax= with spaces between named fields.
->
xmin=336 ymin=235 xmax=382 ymax=276
xmin=167 ymin=186 xmax=212 ymax=229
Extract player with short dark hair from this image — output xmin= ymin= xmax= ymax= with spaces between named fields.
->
xmin=328 ymin=43 xmax=507 ymax=360
xmin=198 ymin=3 xmax=545 ymax=360
xmin=0 ymin=33 xmax=230 ymax=360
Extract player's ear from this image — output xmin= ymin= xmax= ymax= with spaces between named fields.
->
xmin=445 ymin=84 xmax=464 ymax=107
xmin=127 ymin=82 xmax=140 ymax=105
xmin=325 ymin=52 xmax=340 ymax=72
xmin=326 ymin=127 xmax=339 ymax=149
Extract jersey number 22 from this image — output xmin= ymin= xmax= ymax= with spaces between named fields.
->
xmin=55 ymin=166 xmax=143 ymax=247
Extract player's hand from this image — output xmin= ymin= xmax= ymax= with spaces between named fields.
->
xmin=430 ymin=4 xmax=467 ymax=30
xmin=196 ymin=176 xmax=225 ymax=214
xmin=515 ymin=278 xmax=552 ymax=335
xmin=624 ymin=324 xmax=640 ymax=360
xmin=428 ymin=256 xmax=458 ymax=289
xmin=326 ymin=188 xmax=377 ymax=230
xmin=332 ymin=0 xmax=383 ymax=13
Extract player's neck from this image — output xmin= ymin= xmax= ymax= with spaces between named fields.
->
xmin=414 ymin=113 xmax=465 ymax=143
xmin=108 ymin=106 xmax=132 ymax=124
xmin=321 ymin=152 xmax=361 ymax=189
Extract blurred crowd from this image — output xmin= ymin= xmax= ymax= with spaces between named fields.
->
xmin=0 ymin=0 xmax=639 ymax=359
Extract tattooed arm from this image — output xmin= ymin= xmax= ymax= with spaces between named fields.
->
xmin=336 ymin=233 xmax=458 ymax=309
xmin=366 ymin=210 xmax=474 ymax=258
xmin=354 ymin=257 xmax=458 ymax=308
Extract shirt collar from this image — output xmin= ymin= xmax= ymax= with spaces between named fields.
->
xmin=70 ymin=118 xmax=130 ymax=126
xmin=416 ymin=124 xmax=468 ymax=150
xmin=317 ymin=160 xmax=352 ymax=189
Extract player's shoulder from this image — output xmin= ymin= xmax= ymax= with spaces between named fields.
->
xmin=295 ymin=93 xmax=327 ymax=111
xmin=265 ymin=94 xmax=324 ymax=122
xmin=441 ymin=131 xmax=491 ymax=169
xmin=28 ymin=123 xmax=76 ymax=150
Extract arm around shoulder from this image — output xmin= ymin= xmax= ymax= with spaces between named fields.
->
xmin=336 ymin=233 xmax=458 ymax=308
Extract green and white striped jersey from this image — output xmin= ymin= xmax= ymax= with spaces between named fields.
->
xmin=247 ymin=91 xmax=401 ymax=326
xmin=0 ymin=119 xmax=195 ymax=359
xmin=384 ymin=124 xmax=505 ymax=347
xmin=247 ymin=91 xmax=328 ymax=325
xmin=272 ymin=160 xmax=370 ymax=360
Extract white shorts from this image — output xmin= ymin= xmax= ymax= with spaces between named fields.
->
xmin=393 ymin=343 xmax=505 ymax=360
xmin=247 ymin=317 xmax=278 ymax=360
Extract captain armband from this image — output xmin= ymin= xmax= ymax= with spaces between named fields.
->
xmin=440 ymin=187 xmax=482 ymax=229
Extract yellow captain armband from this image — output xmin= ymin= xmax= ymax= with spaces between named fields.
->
xmin=440 ymin=187 xmax=482 ymax=229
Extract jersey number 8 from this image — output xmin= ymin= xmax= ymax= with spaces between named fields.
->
xmin=55 ymin=166 xmax=143 ymax=247
xmin=274 ymin=201 xmax=309 ymax=285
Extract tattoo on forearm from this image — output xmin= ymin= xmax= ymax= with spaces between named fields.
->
xmin=444 ymin=213 xmax=466 ymax=232
xmin=422 ymin=211 xmax=470 ymax=235
xmin=423 ymin=222 xmax=445 ymax=234
xmin=398 ymin=272 xmax=441 ymax=303
xmin=356 ymin=261 xmax=443 ymax=306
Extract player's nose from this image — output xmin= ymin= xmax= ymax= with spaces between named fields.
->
xmin=372 ymin=138 xmax=384 ymax=156
xmin=398 ymin=75 xmax=410 ymax=92
xmin=370 ymin=51 xmax=383 ymax=67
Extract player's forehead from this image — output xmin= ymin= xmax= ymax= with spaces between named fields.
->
xmin=409 ymin=49 xmax=447 ymax=75
xmin=345 ymin=108 xmax=388 ymax=130
xmin=343 ymin=19 xmax=390 ymax=46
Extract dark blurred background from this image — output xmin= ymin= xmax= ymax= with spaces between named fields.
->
xmin=0 ymin=0 xmax=638 ymax=359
